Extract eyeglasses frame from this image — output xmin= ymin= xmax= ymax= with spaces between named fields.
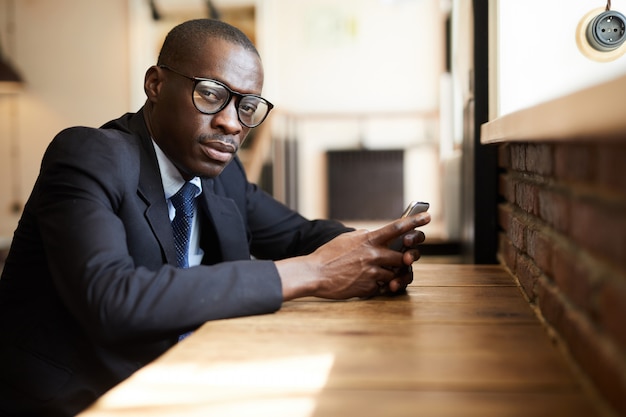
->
xmin=158 ymin=64 xmax=274 ymax=128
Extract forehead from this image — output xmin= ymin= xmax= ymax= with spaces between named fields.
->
xmin=190 ymin=38 xmax=264 ymax=95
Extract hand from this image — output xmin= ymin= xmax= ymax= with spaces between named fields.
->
xmin=377 ymin=263 xmax=414 ymax=296
xmin=380 ymin=227 xmax=427 ymax=294
xmin=393 ymin=228 xmax=427 ymax=252
xmin=277 ymin=212 xmax=431 ymax=300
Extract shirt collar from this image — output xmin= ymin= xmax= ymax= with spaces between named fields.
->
xmin=151 ymin=139 xmax=202 ymax=200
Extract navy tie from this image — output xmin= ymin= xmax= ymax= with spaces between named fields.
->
xmin=170 ymin=182 xmax=199 ymax=342
xmin=170 ymin=181 xmax=199 ymax=268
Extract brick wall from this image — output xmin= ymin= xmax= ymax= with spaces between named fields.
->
xmin=497 ymin=142 xmax=626 ymax=416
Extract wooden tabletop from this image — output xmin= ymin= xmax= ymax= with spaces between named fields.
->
xmin=79 ymin=264 xmax=607 ymax=417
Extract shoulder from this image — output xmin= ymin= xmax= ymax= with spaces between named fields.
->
xmin=52 ymin=114 xmax=140 ymax=151
xmin=44 ymin=117 xmax=143 ymax=170
xmin=39 ymin=116 xmax=149 ymax=195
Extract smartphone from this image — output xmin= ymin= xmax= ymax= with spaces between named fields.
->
xmin=399 ymin=201 xmax=430 ymax=218
xmin=389 ymin=201 xmax=429 ymax=251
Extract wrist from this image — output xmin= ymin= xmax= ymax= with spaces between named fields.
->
xmin=275 ymin=256 xmax=320 ymax=301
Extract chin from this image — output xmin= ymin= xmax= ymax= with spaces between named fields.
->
xmin=197 ymin=162 xmax=229 ymax=179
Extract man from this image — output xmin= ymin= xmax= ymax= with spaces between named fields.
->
xmin=0 ymin=19 xmax=430 ymax=416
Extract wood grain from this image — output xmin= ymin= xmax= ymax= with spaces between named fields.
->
xmin=79 ymin=264 xmax=609 ymax=417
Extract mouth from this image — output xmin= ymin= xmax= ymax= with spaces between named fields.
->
xmin=201 ymin=140 xmax=237 ymax=163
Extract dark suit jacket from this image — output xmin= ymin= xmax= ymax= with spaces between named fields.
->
xmin=0 ymin=109 xmax=350 ymax=416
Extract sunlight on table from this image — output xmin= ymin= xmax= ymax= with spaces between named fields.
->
xmin=84 ymin=353 xmax=336 ymax=417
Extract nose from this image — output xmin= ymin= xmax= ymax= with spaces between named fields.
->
xmin=210 ymin=96 xmax=243 ymax=134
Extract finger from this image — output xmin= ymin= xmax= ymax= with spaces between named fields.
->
xmin=367 ymin=212 xmax=431 ymax=246
xmin=376 ymin=265 xmax=398 ymax=284
xmin=387 ymin=279 xmax=405 ymax=293
xmin=373 ymin=239 xmax=423 ymax=269
xmin=389 ymin=265 xmax=414 ymax=293
xmin=364 ymin=272 xmax=394 ymax=299
xmin=403 ymin=248 xmax=421 ymax=265
xmin=402 ymin=230 xmax=426 ymax=248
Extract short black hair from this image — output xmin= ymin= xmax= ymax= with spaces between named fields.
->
xmin=157 ymin=19 xmax=259 ymax=66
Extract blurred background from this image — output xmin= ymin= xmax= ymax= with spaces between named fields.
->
xmin=0 ymin=0 xmax=455 ymax=248
xmin=1 ymin=0 xmax=625 ymax=261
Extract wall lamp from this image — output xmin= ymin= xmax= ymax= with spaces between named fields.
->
xmin=0 ymin=54 xmax=23 ymax=94
xmin=0 ymin=0 xmax=23 ymax=94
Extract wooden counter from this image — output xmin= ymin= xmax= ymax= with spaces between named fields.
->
xmin=78 ymin=264 xmax=607 ymax=417
xmin=481 ymin=73 xmax=626 ymax=144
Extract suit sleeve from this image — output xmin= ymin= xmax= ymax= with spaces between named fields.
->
xmin=32 ymin=128 xmax=283 ymax=344
xmin=216 ymin=159 xmax=354 ymax=260
xmin=247 ymin=186 xmax=354 ymax=259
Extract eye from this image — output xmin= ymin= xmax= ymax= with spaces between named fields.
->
xmin=239 ymin=97 xmax=260 ymax=116
xmin=195 ymin=82 xmax=227 ymax=105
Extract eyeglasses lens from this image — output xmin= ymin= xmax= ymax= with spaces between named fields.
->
xmin=193 ymin=80 xmax=269 ymax=128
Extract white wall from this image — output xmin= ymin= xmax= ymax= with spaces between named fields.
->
xmin=258 ymin=0 xmax=446 ymax=228
xmin=494 ymin=0 xmax=626 ymax=117
xmin=0 ymin=0 xmax=446 ymax=238
xmin=259 ymin=0 xmax=442 ymax=113
xmin=0 ymin=0 xmax=131 ymax=237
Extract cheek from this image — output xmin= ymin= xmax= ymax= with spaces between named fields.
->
xmin=165 ymin=112 xmax=204 ymax=146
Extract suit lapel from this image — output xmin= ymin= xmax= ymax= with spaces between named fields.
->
xmin=139 ymin=167 xmax=177 ymax=266
xmin=136 ymin=154 xmax=250 ymax=266
xmin=128 ymin=109 xmax=249 ymax=265
xmin=133 ymin=115 xmax=178 ymax=266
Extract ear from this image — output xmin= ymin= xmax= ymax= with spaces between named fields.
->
xmin=144 ymin=65 xmax=163 ymax=103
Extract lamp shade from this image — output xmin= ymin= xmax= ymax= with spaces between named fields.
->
xmin=0 ymin=56 xmax=24 ymax=94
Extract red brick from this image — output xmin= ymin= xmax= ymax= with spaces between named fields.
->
xmin=538 ymin=188 xmax=571 ymax=234
xmin=536 ymin=275 xmax=565 ymax=326
xmin=526 ymin=228 xmax=553 ymax=276
xmin=554 ymin=143 xmax=596 ymax=183
xmin=570 ymin=200 xmax=626 ymax=269
xmin=509 ymin=176 xmax=521 ymax=206
xmin=552 ymin=244 xmax=595 ymax=314
xmin=502 ymin=139 xmax=626 ymax=416
xmin=516 ymin=254 xmax=541 ymax=301
xmin=510 ymin=144 xmax=526 ymax=172
xmin=560 ymin=308 xmax=626 ymax=416
xmin=525 ymin=143 xmax=553 ymax=176
xmin=597 ymin=276 xmax=626 ymax=352
xmin=581 ymin=348 xmax=626 ymax=416
xmin=597 ymin=143 xmax=626 ymax=196
xmin=537 ymin=280 xmax=626 ymax=416
xmin=509 ymin=214 xmax=527 ymax=251
xmin=516 ymin=181 xmax=539 ymax=216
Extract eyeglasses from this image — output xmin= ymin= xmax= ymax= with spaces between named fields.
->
xmin=159 ymin=65 xmax=274 ymax=128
